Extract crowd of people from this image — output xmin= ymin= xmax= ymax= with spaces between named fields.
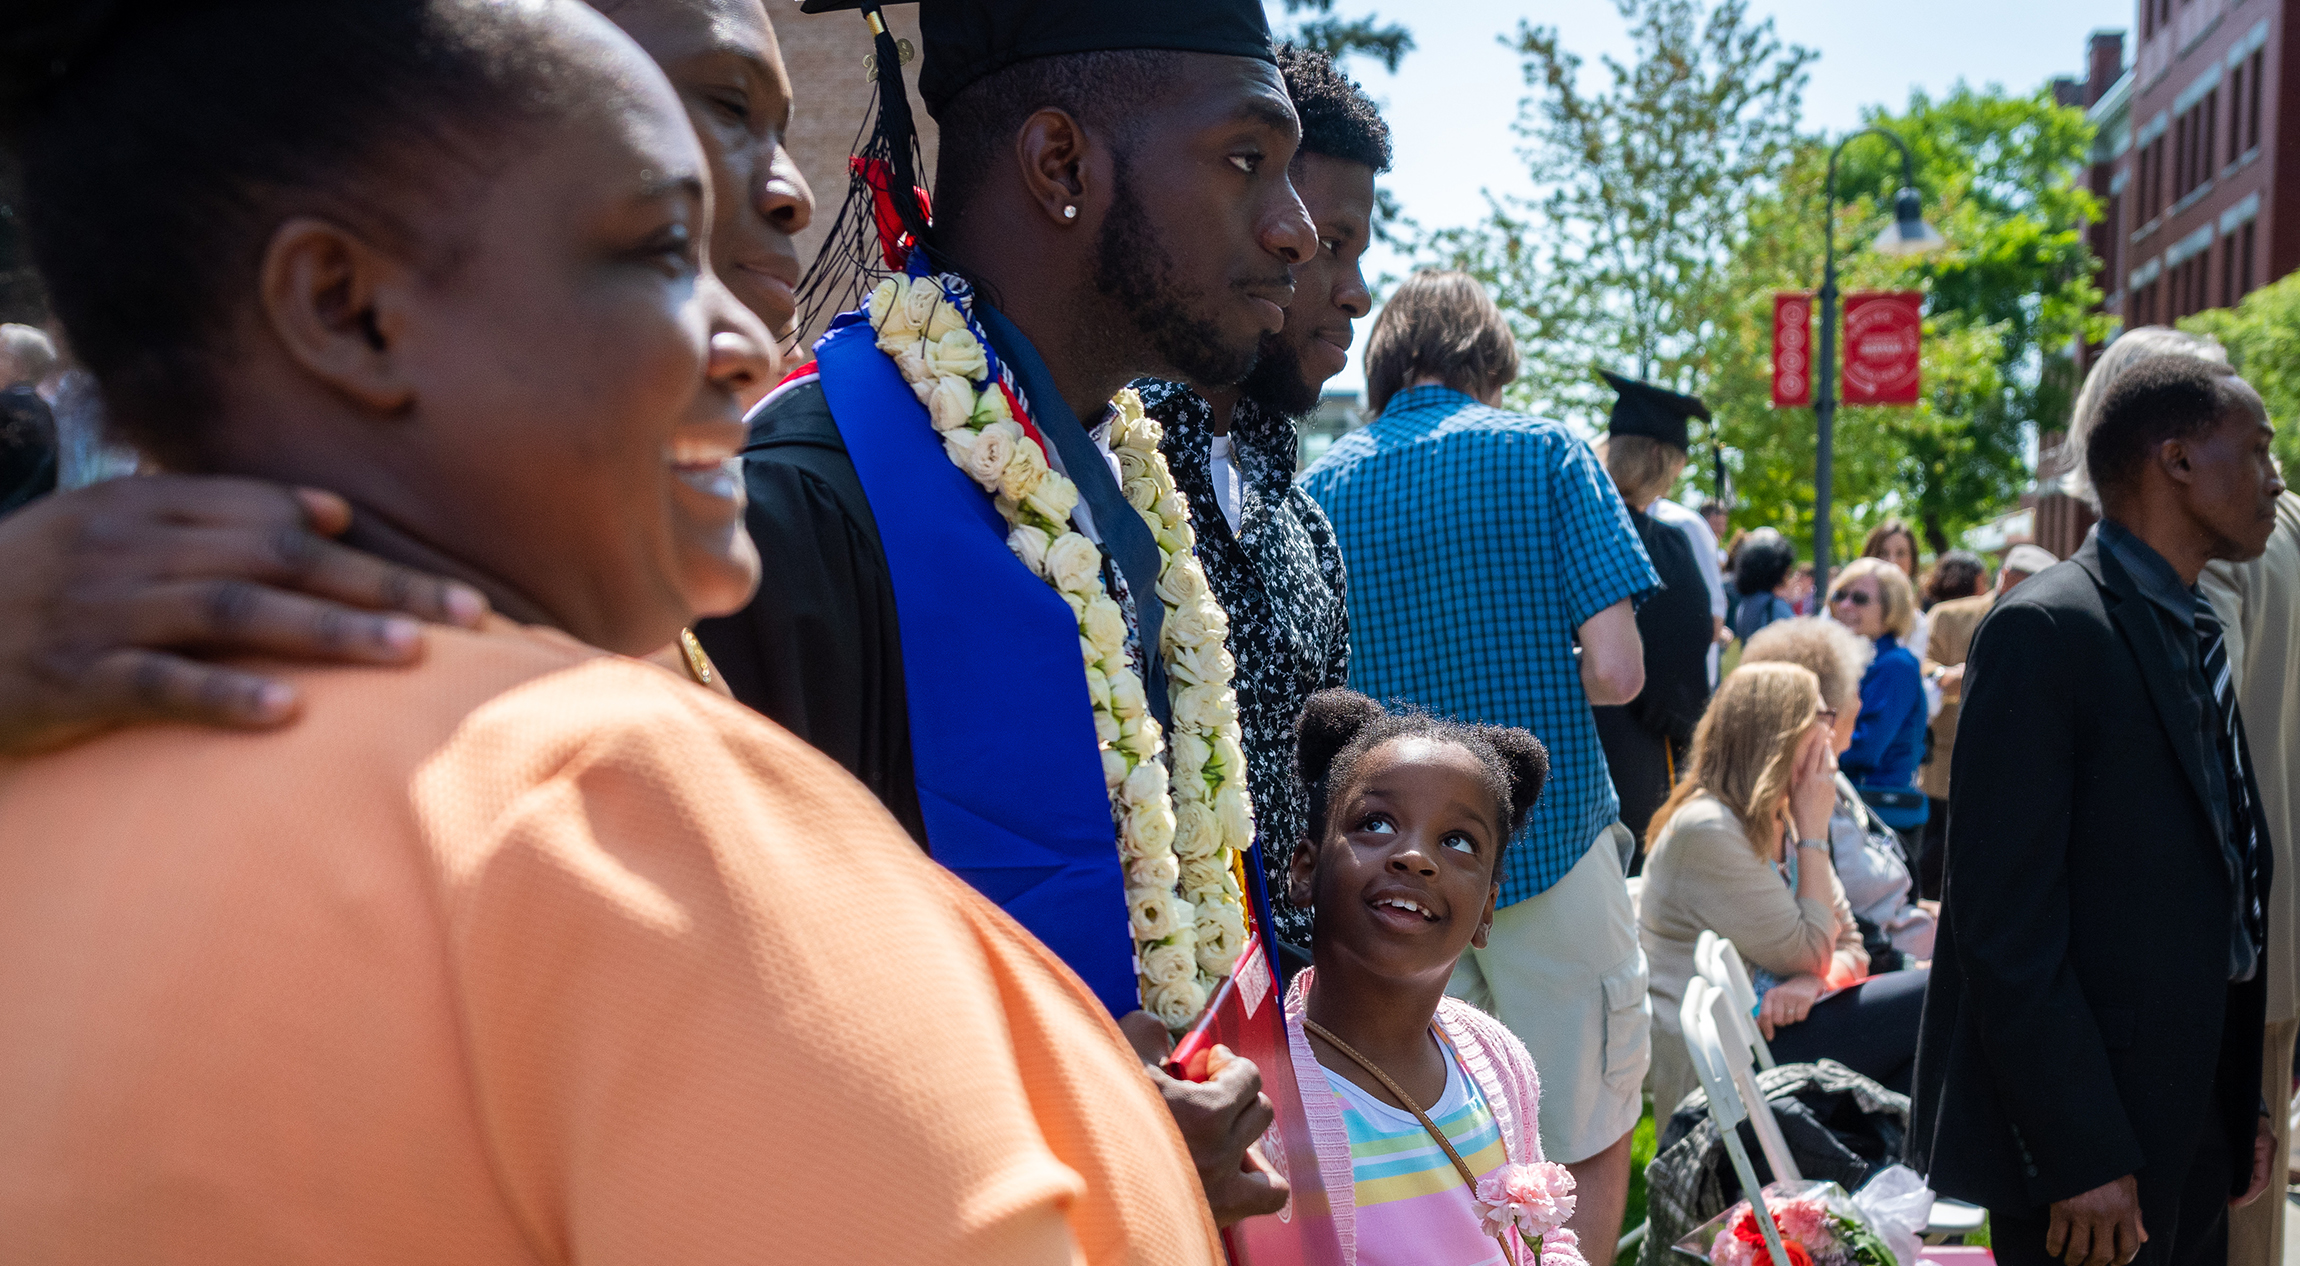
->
xmin=0 ymin=2 xmax=2293 ymax=1265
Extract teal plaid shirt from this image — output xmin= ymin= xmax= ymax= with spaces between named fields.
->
xmin=1300 ymin=386 xmax=1659 ymax=904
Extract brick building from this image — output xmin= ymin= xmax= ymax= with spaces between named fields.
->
xmin=2033 ymin=1 xmax=2300 ymax=553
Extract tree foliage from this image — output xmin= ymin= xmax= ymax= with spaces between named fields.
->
xmin=1710 ymin=87 xmax=2104 ymax=558
xmin=1418 ymin=0 xmax=1811 ymax=425
xmin=1410 ymin=0 xmax=2102 ymax=561
xmin=2178 ymin=271 xmax=2300 ymax=477
xmin=1276 ymin=0 xmax=1414 ymax=74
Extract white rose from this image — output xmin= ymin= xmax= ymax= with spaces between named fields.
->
xmin=1140 ymin=940 xmax=1195 ymax=988
xmin=1172 ymin=684 xmax=1231 ymax=734
xmin=1128 ymin=798 xmax=1177 ymax=855
xmin=1180 ymin=854 xmax=1227 ymax=894
xmin=1094 ymin=708 xmax=1121 ymax=746
xmin=1127 ymin=886 xmax=1183 ymax=942
xmin=928 ymin=329 xmax=987 ymax=380
xmin=971 ymin=384 xmax=1012 ymax=424
xmin=1212 ymin=735 xmax=1246 ymax=779
xmin=1082 ymin=594 xmax=1127 ymax=659
xmin=1214 ymin=781 xmax=1254 ymax=850
xmin=867 ymin=277 xmax=908 ymax=333
xmin=1173 ymin=800 xmax=1220 ymax=859
xmin=1128 ymin=852 xmax=1180 ymax=891
xmin=1119 ymin=712 xmax=1162 ymax=761
xmin=999 ymin=440 xmax=1048 ymax=501
xmin=891 ymin=343 xmax=930 ymax=385
xmin=1123 ymin=757 xmax=1169 ymax=807
xmin=1102 ymin=746 xmax=1128 ymax=791
xmin=1107 ymin=667 xmax=1148 ymax=719
xmin=1169 ymin=730 xmax=1210 ymax=782
xmin=1195 ymin=901 xmax=1248 ymax=976
xmin=1080 ymin=663 xmax=1112 ymax=711
xmin=1157 ymin=557 xmax=1211 ymax=605
xmin=926 ymin=375 xmax=976 ymax=432
xmin=966 ymin=421 xmax=1019 ymax=491
xmin=1153 ymin=488 xmax=1188 ymax=526
xmin=1161 ymin=602 xmax=1216 ymax=656
xmin=1122 ymin=475 xmax=1159 ymax=511
xmin=1172 ymin=640 xmax=1237 ymax=690
xmin=1116 ymin=448 xmax=1153 ymax=483
xmin=1059 ymin=589 xmax=1086 ymax=620
xmin=923 ymin=300 xmax=968 ymax=341
xmin=941 ymin=428 xmax=980 ymax=470
xmin=899 ymin=279 xmax=941 ymax=332
xmin=1114 ymin=388 xmax=1148 ymax=426
xmin=1043 ymin=530 xmax=1103 ymax=597
xmin=1025 ymin=475 xmax=1079 ymax=525
xmin=1007 ymin=524 xmax=1051 ymax=576
xmin=1147 ymin=975 xmax=1209 ymax=1031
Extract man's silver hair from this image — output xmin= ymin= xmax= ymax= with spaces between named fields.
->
xmin=2064 ymin=326 xmax=2228 ymax=509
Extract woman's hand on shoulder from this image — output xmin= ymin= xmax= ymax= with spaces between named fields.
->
xmin=1756 ymin=973 xmax=1825 ymax=1040
xmin=0 ymin=476 xmax=484 ymax=753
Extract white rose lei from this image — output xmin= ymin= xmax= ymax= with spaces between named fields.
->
xmin=865 ymin=273 xmax=1256 ymax=1029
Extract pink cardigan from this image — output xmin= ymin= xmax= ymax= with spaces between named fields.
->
xmin=1284 ymin=968 xmax=1559 ymax=1266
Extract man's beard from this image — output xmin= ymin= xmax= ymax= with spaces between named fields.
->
xmin=1091 ymin=160 xmax=1260 ymax=388
xmin=1235 ymin=330 xmax=1322 ymax=418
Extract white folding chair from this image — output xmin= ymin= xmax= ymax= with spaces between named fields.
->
xmin=1681 ymin=977 xmax=1796 ymax=1266
xmin=1697 ymin=933 xmax=1776 ymax=1070
xmin=1705 ymin=984 xmax=1801 ymax=1185
xmin=1696 ymin=935 xmax=1988 ymax=1241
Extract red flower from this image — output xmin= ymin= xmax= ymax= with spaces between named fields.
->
xmin=1728 ymin=1207 xmax=1814 ymax=1266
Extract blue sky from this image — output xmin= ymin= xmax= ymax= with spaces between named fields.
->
xmin=1278 ymin=0 xmax=2136 ymax=394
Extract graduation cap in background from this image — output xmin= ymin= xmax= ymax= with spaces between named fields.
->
xmin=792 ymin=0 xmax=1277 ymax=333
xmin=1598 ymin=368 xmax=1710 ymax=453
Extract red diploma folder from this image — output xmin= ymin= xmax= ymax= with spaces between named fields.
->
xmin=1166 ymin=935 xmax=1345 ymax=1266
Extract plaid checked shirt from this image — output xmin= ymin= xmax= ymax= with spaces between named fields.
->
xmin=1300 ymin=385 xmax=1659 ymax=905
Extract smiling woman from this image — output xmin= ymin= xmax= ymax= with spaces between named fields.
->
xmin=0 ymin=2 xmax=1214 ymax=1261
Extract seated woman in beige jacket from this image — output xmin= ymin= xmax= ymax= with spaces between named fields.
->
xmin=1640 ymin=662 xmax=1931 ymax=1117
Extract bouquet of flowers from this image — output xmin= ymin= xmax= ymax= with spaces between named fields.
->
xmin=1676 ymin=1180 xmax=1900 ymax=1266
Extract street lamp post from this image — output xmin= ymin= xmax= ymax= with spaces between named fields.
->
xmin=1814 ymin=129 xmax=1945 ymax=586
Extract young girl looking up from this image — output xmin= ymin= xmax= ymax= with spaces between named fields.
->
xmin=1284 ymin=689 xmax=1584 ymax=1266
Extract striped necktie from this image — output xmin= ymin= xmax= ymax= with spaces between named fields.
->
xmin=2194 ymin=593 xmax=2266 ymax=979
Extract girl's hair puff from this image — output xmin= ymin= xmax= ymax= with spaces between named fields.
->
xmin=1295 ymin=689 xmax=1548 ymax=881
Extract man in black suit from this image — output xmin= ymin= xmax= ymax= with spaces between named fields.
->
xmin=1911 ymin=354 xmax=2286 ymax=1266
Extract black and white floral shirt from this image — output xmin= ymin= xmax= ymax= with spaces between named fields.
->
xmin=1136 ymin=380 xmax=1350 ymax=947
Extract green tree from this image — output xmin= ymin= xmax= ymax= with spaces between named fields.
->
xmin=1417 ymin=0 xmax=1813 ymax=424
xmin=1275 ymin=0 xmax=1414 ymax=73
xmin=1704 ymin=86 xmax=2104 ymax=557
xmin=2178 ymin=271 xmax=2300 ymax=476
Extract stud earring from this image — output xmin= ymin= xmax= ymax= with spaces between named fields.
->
xmin=1063 ymin=205 xmax=1078 ymax=220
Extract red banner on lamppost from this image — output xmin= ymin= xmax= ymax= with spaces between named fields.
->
xmin=1841 ymin=291 xmax=1923 ymax=405
xmin=1771 ymin=292 xmax=1812 ymax=407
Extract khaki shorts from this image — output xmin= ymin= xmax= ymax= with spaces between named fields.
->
xmin=1448 ymin=826 xmax=1651 ymax=1164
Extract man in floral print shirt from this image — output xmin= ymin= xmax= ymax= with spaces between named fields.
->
xmin=1136 ymin=43 xmax=1389 ymax=958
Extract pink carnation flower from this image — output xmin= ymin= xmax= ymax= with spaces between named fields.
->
xmin=1474 ymin=1162 xmax=1578 ymax=1240
xmin=1773 ymin=1195 xmax=1834 ymax=1248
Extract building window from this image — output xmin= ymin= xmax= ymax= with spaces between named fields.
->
xmin=2229 ymin=63 xmax=2246 ymax=165
xmin=2247 ymin=51 xmax=2265 ymax=152
xmin=2202 ymin=89 xmax=2217 ymax=180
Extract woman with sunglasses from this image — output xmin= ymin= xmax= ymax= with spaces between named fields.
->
xmin=1639 ymin=660 xmax=1934 ymax=1119
xmin=1826 ymin=557 xmax=1931 ymax=851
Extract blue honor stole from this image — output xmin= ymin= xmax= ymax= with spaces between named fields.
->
xmin=814 ymin=314 xmax=1137 ymax=1015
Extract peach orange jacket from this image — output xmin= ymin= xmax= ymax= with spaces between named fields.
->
xmin=0 ymin=620 xmax=1218 ymax=1266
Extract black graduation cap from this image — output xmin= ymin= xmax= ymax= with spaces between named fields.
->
xmin=1599 ymin=369 xmax=1710 ymax=451
xmin=797 ymin=0 xmax=1277 ymax=119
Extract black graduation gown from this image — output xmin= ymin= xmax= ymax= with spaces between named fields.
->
xmin=1594 ymin=507 xmax=1715 ymax=850
xmin=689 ymin=379 xmax=927 ymax=844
